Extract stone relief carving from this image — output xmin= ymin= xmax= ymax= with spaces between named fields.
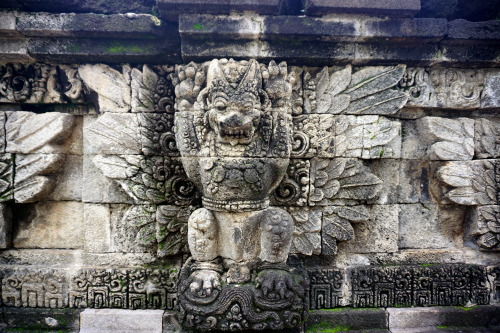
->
xmin=0 ymin=154 xmax=14 ymax=201
xmin=468 ymin=206 xmax=500 ymax=251
xmin=131 ymin=65 xmax=175 ymax=113
xmin=438 ymin=159 xmax=499 ymax=206
xmin=398 ymin=67 xmax=485 ymax=108
xmin=303 ymin=65 xmax=408 ymax=115
xmin=475 ymin=118 xmax=500 ymax=159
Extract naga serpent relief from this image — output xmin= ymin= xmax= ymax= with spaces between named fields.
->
xmin=172 ymin=59 xmax=307 ymax=330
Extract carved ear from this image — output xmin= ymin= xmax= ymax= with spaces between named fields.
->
xmin=238 ymin=59 xmax=261 ymax=91
xmin=206 ymin=59 xmax=228 ymax=87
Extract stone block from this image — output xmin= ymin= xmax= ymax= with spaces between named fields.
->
xmin=5 ymin=111 xmax=76 ymax=154
xmin=82 ymin=154 xmax=133 ymax=204
xmin=46 ymin=154 xmax=82 ymax=201
xmin=363 ymin=18 xmax=447 ymax=41
xmin=0 ymin=249 xmax=78 ymax=266
xmin=159 ymin=0 xmax=286 ymax=21
xmin=0 ymin=153 xmax=14 ymax=202
xmin=12 ymin=201 xmax=83 ymax=249
xmin=0 ymin=11 xmax=22 ymax=38
xmin=482 ymin=70 xmax=500 ymax=108
xmin=366 ymin=159 xmax=400 ymax=205
xmin=16 ymin=12 xmax=163 ymax=38
xmin=84 ymin=204 xmax=111 ymax=253
xmin=80 ymin=309 xmax=164 ymax=333
xmin=0 ymin=39 xmax=34 ymax=63
xmin=338 ymin=205 xmax=399 ymax=254
xmin=387 ymin=306 xmax=500 ymax=331
xmin=83 ymin=113 xmax=141 ymax=154
xmin=399 ymin=203 xmax=465 ymax=249
xmin=304 ymin=0 xmax=420 ymax=16
xmin=15 ymin=0 xmax=155 ymax=14
xmin=306 ymin=309 xmax=388 ymax=332
xmin=448 ymin=19 xmax=500 ymax=41
xmin=110 ymin=204 xmax=156 ymax=253
xmin=355 ymin=42 xmax=440 ymax=65
xmin=3 ymin=307 xmax=82 ymax=331
xmin=162 ymin=311 xmax=183 ymax=333
xmin=286 ymin=207 xmax=322 ymax=256
xmin=28 ymin=36 xmax=181 ymax=67
xmin=0 ymin=203 xmax=12 ymax=249
xmin=398 ymin=160 xmax=432 ymax=204
xmin=441 ymin=42 xmax=500 ymax=67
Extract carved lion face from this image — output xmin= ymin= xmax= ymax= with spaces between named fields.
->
xmin=207 ymin=91 xmax=261 ymax=146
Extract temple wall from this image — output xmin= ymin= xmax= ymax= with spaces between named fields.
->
xmin=0 ymin=0 xmax=499 ymax=332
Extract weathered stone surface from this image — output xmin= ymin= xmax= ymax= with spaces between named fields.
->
xmin=363 ymin=18 xmax=447 ymax=41
xmin=2 ymin=308 xmax=82 ymax=332
xmin=0 ymin=153 xmax=14 ymax=201
xmin=387 ymin=306 xmax=500 ymax=331
xmin=338 ymin=205 xmax=399 ymax=254
xmin=308 ymin=268 xmax=345 ymax=309
xmin=335 ymin=115 xmax=401 ymax=159
xmin=6 ymin=0 xmax=155 ymax=14
xmin=82 ymin=154 xmax=133 ymax=204
xmin=467 ymin=205 xmax=500 ymax=251
xmin=46 ymin=154 xmax=82 ymax=201
xmin=83 ymin=113 xmax=141 ymax=154
xmin=0 ymin=203 xmax=12 ymax=249
xmin=304 ymin=0 xmax=421 ymax=16
xmin=110 ymin=204 xmax=156 ymax=253
xmin=448 ymin=19 xmax=500 ymax=41
xmin=286 ymin=207 xmax=322 ymax=255
xmin=29 ymin=37 xmax=181 ymax=65
xmin=475 ymin=118 xmax=500 ymax=159
xmin=367 ymin=159 xmax=401 ymax=205
xmin=80 ymin=309 xmax=164 ymax=333
xmin=0 ymin=11 xmax=22 ymax=38
xmin=83 ymin=204 xmax=111 ymax=253
xmin=160 ymin=0 xmax=286 ymax=21
xmin=481 ymin=70 xmax=500 ymax=108
xmin=309 ymin=158 xmax=382 ymax=206
xmin=306 ymin=309 xmax=388 ymax=333
xmin=0 ymin=39 xmax=34 ymax=63
xmin=16 ymin=12 xmax=163 ymax=38
xmin=156 ymin=205 xmax=192 ymax=257
xmin=399 ymin=203 xmax=465 ymax=249
xmin=13 ymin=201 xmax=83 ymax=249
xmin=5 ymin=111 xmax=76 ymax=154
xmin=78 ymin=64 xmax=131 ymax=112
xmin=14 ymin=154 xmax=66 ymax=203
xmin=398 ymin=160 xmax=432 ymax=204
xmin=437 ymin=160 xmax=499 ymax=205
xmin=163 ymin=311 xmax=183 ymax=333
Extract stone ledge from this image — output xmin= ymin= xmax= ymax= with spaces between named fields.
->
xmin=158 ymin=0 xmax=287 ymax=22
xmin=448 ymin=19 xmax=500 ymax=42
xmin=80 ymin=309 xmax=164 ymax=333
xmin=15 ymin=12 xmax=165 ymax=39
xmin=387 ymin=306 xmax=500 ymax=331
xmin=0 ymin=0 xmax=155 ymax=14
xmin=304 ymin=0 xmax=421 ymax=17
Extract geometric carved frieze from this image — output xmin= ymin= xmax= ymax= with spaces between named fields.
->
xmin=70 ymin=268 xmax=179 ymax=310
xmin=308 ymin=268 xmax=344 ymax=309
xmin=351 ymin=264 xmax=489 ymax=308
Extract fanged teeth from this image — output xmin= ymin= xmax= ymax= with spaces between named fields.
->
xmin=221 ymin=128 xmax=250 ymax=138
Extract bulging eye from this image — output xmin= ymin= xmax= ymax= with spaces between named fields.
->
xmin=243 ymin=102 xmax=253 ymax=111
xmin=214 ymin=100 xmax=227 ymax=111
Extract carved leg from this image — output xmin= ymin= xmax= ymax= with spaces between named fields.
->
xmin=187 ymin=208 xmax=221 ymax=298
xmin=259 ymin=207 xmax=293 ymax=264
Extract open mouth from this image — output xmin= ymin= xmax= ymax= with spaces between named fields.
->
xmin=219 ymin=124 xmax=253 ymax=140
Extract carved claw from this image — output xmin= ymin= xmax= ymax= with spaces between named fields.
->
xmin=188 ymin=270 xmax=221 ymax=298
xmin=256 ymin=269 xmax=295 ymax=301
